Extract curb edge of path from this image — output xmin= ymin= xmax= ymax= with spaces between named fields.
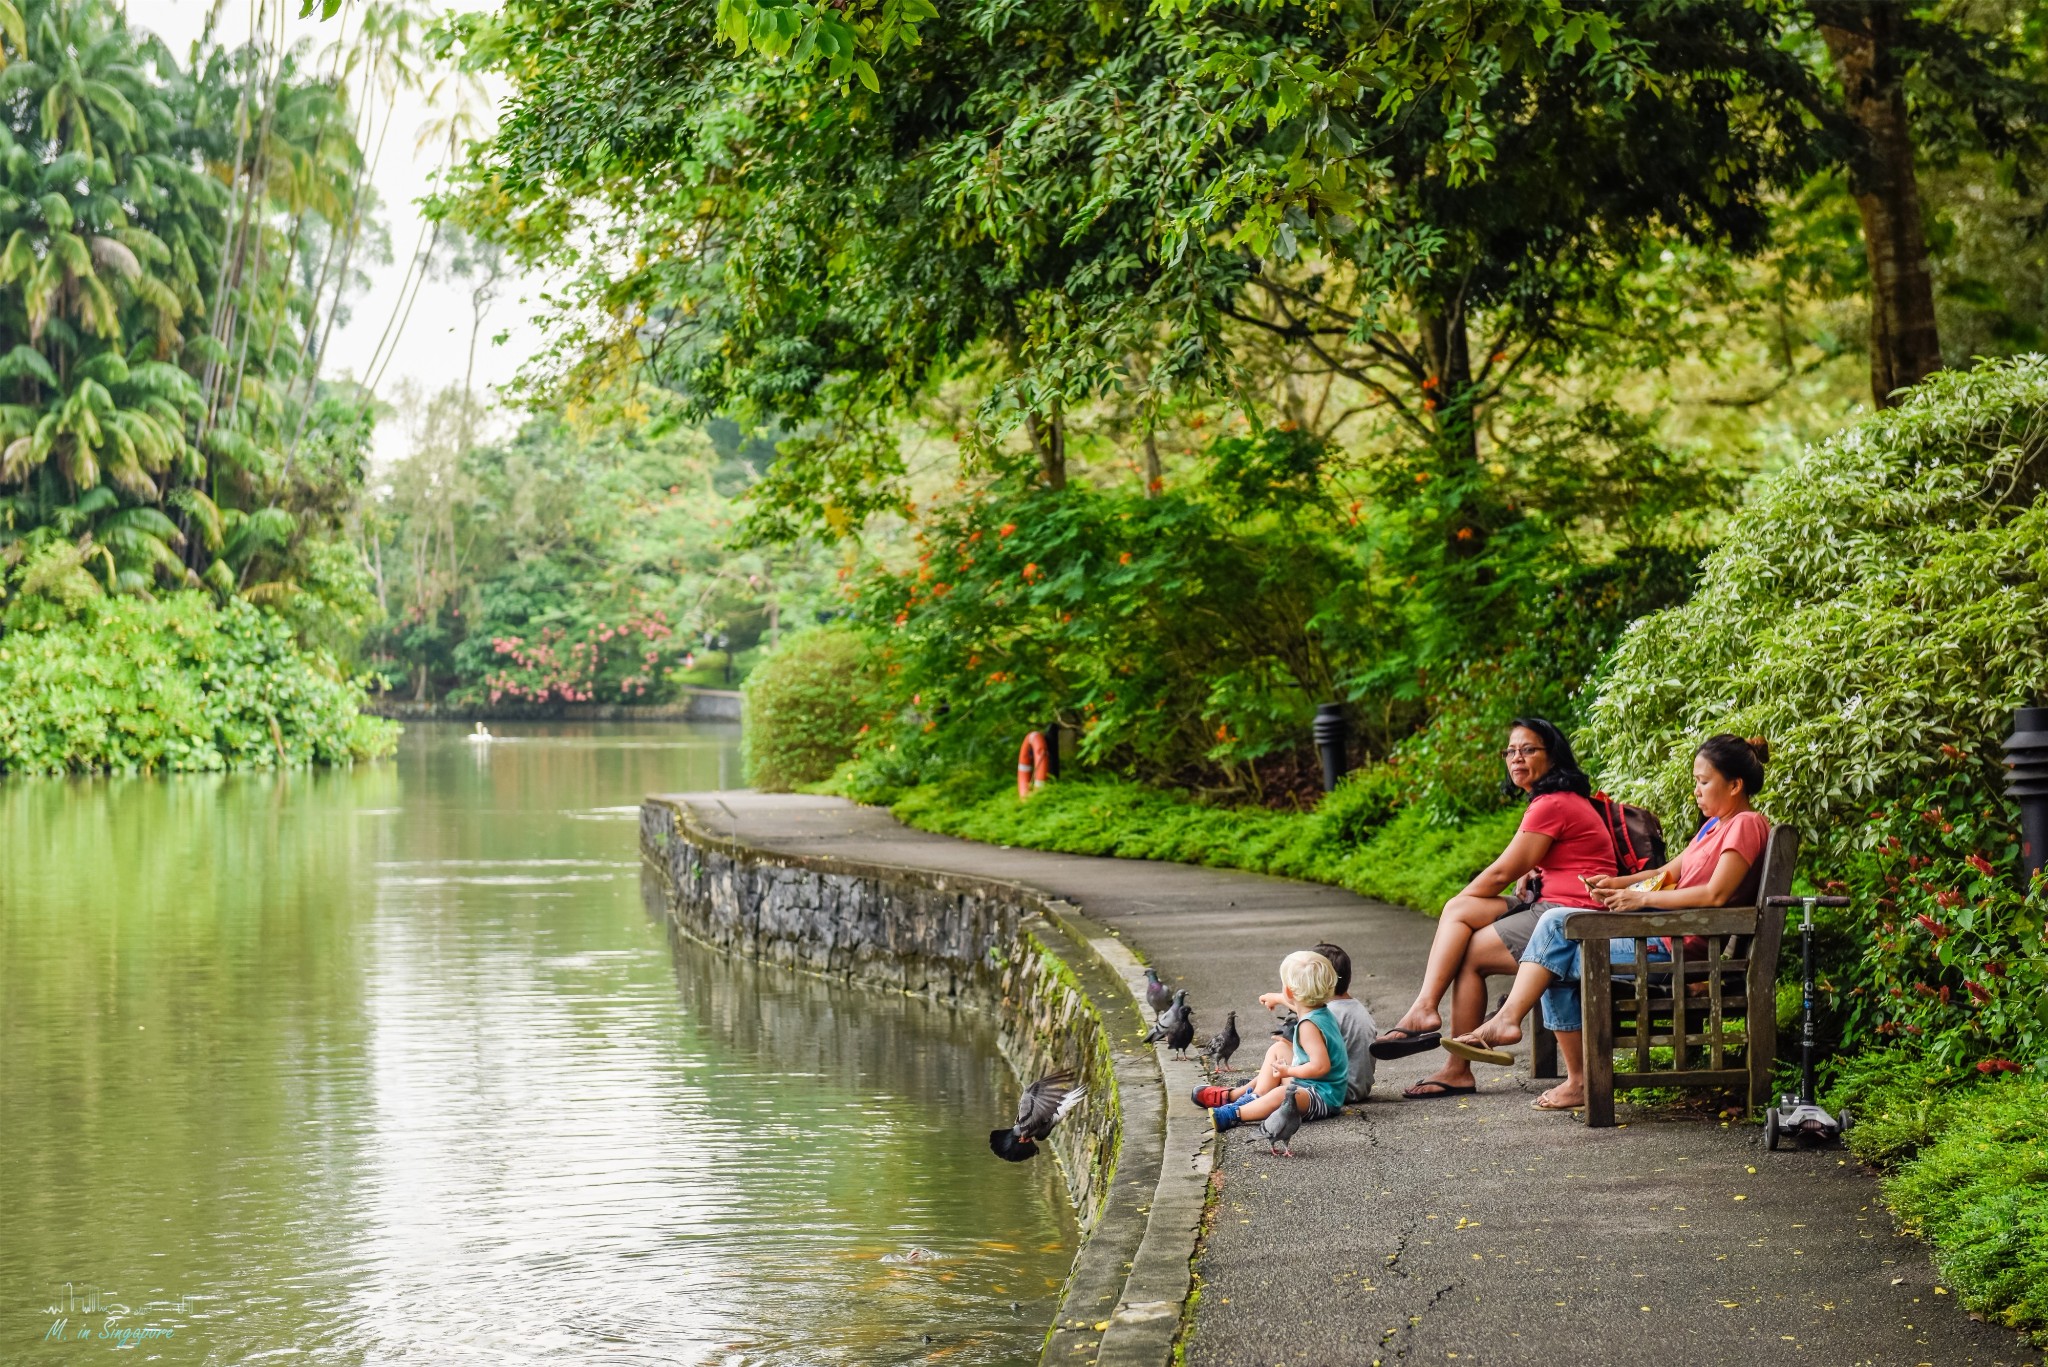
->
xmin=644 ymin=795 xmax=1210 ymax=1367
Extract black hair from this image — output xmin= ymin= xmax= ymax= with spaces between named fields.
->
xmin=1501 ymin=716 xmax=1593 ymax=801
xmin=1696 ymin=733 xmax=1770 ymax=797
xmin=1312 ymin=942 xmax=1352 ymax=997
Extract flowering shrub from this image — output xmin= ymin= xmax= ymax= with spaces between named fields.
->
xmin=1584 ymin=357 xmax=2048 ymax=1071
xmin=1843 ymin=757 xmax=2048 ymax=1073
xmin=847 ymin=480 xmax=1365 ymax=789
xmin=474 ymin=613 xmax=675 ymax=704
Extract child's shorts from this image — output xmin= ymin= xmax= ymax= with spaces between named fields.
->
xmin=1279 ymin=1078 xmax=1341 ymax=1121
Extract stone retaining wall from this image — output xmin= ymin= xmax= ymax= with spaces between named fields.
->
xmin=639 ymin=795 xmax=1127 ymax=1226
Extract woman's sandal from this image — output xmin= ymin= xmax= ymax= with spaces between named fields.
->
xmin=1401 ymin=1078 xmax=1477 ymax=1100
xmin=1441 ymin=1036 xmax=1514 ymax=1067
xmin=1369 ymin=1027 xmax=1443 ymax=1060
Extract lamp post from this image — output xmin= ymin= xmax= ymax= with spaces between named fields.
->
xmin=2003 ymin=704 xmax=2048 ymax=888
xmin=1312 ymin=703 xmax=1350 ymax=794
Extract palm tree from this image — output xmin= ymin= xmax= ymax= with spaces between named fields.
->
xmin=0 ymin=0 xmax=379 ymax=612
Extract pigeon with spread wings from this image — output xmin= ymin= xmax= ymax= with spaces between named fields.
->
xmin=990 ymin=1073 xmax=1086 ymax=1163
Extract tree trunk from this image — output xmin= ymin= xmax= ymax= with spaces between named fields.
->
xmin=1026 ymin=404 xmax=1066 ymax=491
xmin=1815 ymin=3 xmax=1943 ymax=407
xmin=1417 ymin=305 xmax=1484 ymax=558
xmin=1142 ymin=426 xmax=1161 ymax=496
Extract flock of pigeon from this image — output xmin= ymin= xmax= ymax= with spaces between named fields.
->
xmin=991 ymin=967 xmax=1261 ymax=1162
xmin=1140 ymin=967 xmax=1241 ymax=1073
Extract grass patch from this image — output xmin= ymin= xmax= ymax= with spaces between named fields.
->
xmin=861 ymin=772 xmax=1520 ymax=917
xmin=1836 ymin=1053 xmax=2048 ymax=1344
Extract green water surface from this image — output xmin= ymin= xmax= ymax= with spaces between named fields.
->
xmin=0 ymin=722 xmax=1075 ymax=1365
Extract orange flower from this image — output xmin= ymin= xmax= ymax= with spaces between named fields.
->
xmin=999 ymin=523 xmax=1017 ymax=538
xmin=1022 ymin=563 xmax=1041 ymax=582
xmin=1118 ymin=552 xmax=1132 ymax=565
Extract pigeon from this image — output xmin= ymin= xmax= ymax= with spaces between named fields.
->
xmin=1144 ymin=967 xmax=1173 ymax=1016
xmin=1260 ymin=1094 xmax=1305 ymax=1157
xmin=1270 ymin=1010 xmax=1301 ymax=1046
xmin=990 ymin=1072 xmax=1085 ymax=1163
xmin=1145 ymin=990 xmax=1194 ymax=1057
xmin=1201 ymin=1012 xmax=1241 ymax=1074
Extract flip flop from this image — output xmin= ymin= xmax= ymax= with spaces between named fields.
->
xmin=1401 ymin=1079 xmax=1477 ymax=1100
xmin=1531 ymin=1089 xmax=1582 ymax=1111
xmin=1369 ymin=1027 xmax=1442 ymax=1060
xmin=1441 ymin=1037 xmax=1515 ymax=1067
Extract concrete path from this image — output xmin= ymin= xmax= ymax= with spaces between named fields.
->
xmin=681 ymin=794 xmax=2036 ymax=1367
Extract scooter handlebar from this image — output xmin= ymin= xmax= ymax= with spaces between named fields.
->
xmin=1765 ymin=895 xmax=1851 ymax=908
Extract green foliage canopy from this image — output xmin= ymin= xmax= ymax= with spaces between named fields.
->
xmin=445 ymin=0 xmax=1826 ymax=547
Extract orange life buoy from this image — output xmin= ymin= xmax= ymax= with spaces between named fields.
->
xmin=1017 ymin=731 xmax=1050 ymax=800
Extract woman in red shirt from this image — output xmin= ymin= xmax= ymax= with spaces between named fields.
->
xmin=1444 ymin=735 xmax=1771 ymax=1110
xmin=1372 ymin=717 xmax=1620 ymax=1099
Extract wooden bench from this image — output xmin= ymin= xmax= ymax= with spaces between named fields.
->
xmin=1527 ymin=825 xmax=1801 ymax=1127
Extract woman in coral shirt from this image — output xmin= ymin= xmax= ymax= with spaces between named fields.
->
xmin=1445 ymin=734 xmax=1772 ymax=1110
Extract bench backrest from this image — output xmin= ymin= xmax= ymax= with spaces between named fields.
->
xmin=1740 ymin=825 xmax=1800 ymax=990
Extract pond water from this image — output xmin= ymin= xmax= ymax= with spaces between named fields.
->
xmin=0 ymin=723 xmax=1076 ymax=1365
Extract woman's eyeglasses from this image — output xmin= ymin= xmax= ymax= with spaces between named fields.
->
xmin=1500 ymin=745 xmax=1547 ymax=760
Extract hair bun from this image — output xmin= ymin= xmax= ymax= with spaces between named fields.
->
xmin=1746 ymin=736 xmax=1771 ymax=765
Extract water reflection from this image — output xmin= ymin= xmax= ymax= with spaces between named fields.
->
xmin=0 ymin=723 xmax=1073 ymax=1365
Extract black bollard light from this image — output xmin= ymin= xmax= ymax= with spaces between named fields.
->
xmin=1312 ymin=702 xmax=1350 ymax=794
xmin=1044 ymin=721 xmax=1063 ymax=780
xmin=2003 ymin=704 xmax=2048 ymax=889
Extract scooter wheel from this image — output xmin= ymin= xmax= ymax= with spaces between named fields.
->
xmin=1764 ymin=1109 xmax=1781 ymax=1152
xmin=1837 ymin=1105 xmax=1853 ymax=1136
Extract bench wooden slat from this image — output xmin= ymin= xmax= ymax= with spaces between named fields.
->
xmin=1560 ymin=907 xmax=1770 ymax=940
xmin=1612 ymin=1068 xmax=1749 ymax=1090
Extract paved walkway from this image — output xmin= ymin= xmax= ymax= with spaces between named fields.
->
xmin=682 ymin=794 xmax=2035 ymax=1366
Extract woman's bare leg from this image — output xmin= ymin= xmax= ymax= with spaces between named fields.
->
xmin=1389 ymin=894 xmax=1509 ymax=1034
xmin=1535 ymin=1030 xmax=1586 ymax=1107
xmin=1412 ymin=926 xmax=1519 ymax=1089
xmin=1456 ymin=960 xmax=1559 ymax=1049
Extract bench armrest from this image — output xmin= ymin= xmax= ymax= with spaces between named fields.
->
xmin=1558 ymin=907 xmax=1764 ymax=941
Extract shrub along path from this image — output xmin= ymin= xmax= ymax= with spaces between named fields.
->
xmin=679 ymin=794 xmax=2033 ymax=1365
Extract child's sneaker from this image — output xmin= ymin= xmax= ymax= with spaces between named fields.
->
xmin=1210 ymin=1104 xmax=1242 ymax=1132
xmin=1190 ymin=1084 xmax=1235 ymax=1108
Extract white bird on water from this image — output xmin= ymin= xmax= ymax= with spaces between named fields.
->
xmin=467 ymin=722 xmax=493 ymax=743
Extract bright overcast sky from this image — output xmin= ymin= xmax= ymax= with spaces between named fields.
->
xmin=133 ymin=0 xmax=547 ymax=464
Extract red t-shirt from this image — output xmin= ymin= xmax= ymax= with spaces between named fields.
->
xmin=1519 ymin=791 xmax=1617 ymax=908
xmin=1677 ymin=810 xmax=1769 ymax=901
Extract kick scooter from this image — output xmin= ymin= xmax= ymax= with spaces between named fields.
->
xmin=1762 ymin=894 xmax=1853 ymax=1150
